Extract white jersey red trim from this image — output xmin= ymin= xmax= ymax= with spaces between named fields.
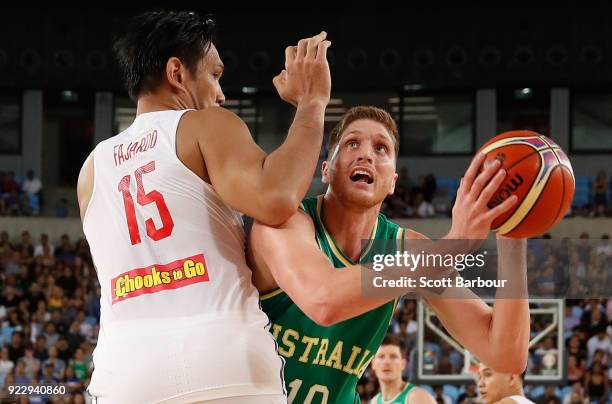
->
xmin=83 ymin=110 xmax=284 ymax=403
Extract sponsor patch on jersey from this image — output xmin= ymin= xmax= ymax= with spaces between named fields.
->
xmin=111 ymin=254 xmax=209 ymax=304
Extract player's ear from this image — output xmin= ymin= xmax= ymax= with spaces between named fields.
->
xmin=401 ymin=357 xmax=407 ymax=370
xmin=166 ymin=57 xmax=187 ymax=93
xmin=321 ymin=160 xmax=330 ymax=184
xmin=388 ymin=172 xmax=398 ymax=195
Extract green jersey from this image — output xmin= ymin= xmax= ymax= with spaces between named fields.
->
xmin=260 ymin=195 xmax=406 ymax=404
xmin=370 ymin=383 xmax=416 ymax=404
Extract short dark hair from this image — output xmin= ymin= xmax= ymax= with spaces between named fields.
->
xmin=380 ymin=334 xmax=407 ymax=356
xmin=113 ymin=10 xmax=216 ymax=100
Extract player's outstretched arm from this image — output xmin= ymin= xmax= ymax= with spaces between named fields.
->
xmin=185 ymin=32 xmax=331 ymax=226
xmin=248 ymin=210 xmax=391 ymax=326
xmin=422 ymin=235 xmax=529 ymax=375
xmin=420 ymin=152 xmax=528 ymax=374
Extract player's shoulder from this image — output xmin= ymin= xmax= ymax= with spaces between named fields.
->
xmin=182 ymin=106 xmax=245 ymax=130
xmin=407 ymin=386 xmax=436 ymax=403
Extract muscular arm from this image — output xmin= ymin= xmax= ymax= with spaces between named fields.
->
xmin=248 ymin=210 xmax=391 ymax=326
xmin=250 ymin=210 xmax=529 ymax=373
xmin=423 ymin=236 xmax=530 ymax=374
xmin=183 ymin=104 xmax=325 ymax=226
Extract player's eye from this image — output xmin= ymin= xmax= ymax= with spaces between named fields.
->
xmin=376 ymin=144 xmax=388 ymax=153
xmin=347 ymin=141 xmax=359 ymax=149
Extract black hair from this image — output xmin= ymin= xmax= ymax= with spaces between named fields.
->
xmin=380 ymin=334 xmax=407 ymax=356
xmin=113 ymin=10 xmax=216 ymax=100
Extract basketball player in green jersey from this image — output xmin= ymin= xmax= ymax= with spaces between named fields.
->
xmin=370 ymin=335 xmax=435 ymax=404
xmin=248 ymin=106 xmax=529 ymax=403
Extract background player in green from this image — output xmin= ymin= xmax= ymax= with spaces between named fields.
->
xmin=370 ymin=335 xmax=435 ymax=404
xmin=248 ymin=106 xmax=529 ymax=404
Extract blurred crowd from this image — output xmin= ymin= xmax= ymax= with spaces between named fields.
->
xmin=0 ymin=230 xmax=99 ymax=403
xmin=0 ymin=171 xmax=44 ymax=217
xmin=0 ymin=229 xmax=610 ymax=403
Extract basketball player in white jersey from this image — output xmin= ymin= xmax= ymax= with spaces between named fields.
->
xmin=478 ymin=364 xmax=534 ymax=404
xmin=77 ymin=10 xmax=331 ymax=403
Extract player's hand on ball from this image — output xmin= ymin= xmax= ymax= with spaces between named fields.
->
xmin=273 ymin=31 xmax=331 ymax=107
xmin=448 ymin=153 xmax=518 ymax=240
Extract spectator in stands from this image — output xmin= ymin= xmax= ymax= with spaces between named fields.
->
xmin=34 ymin=233 xmax=54 ymax=258
xmin=414 ymin=192 xmax=435 ymax=218
xmin=581 ymin=301 xmax=608 ymax=336
xmin=19 ymin=344 xmax=40 ymax=380
xmin=15 ymin=231 xmax=34 ymax=264
xmin=2 ymin=171 xmax=18 ymax=195
xmin=433 ymin=386 xmax=453 ymax=404
xmin=55 ymin=197 xmax=69 ymax=218
xmin=0 ymin=347 xmax=14 ymax=387
xmin=536 ymin=385 xmax=562 ymax=404
xmin=567 ymin=354 xmax=586 ymax=385
xmin=32 ymin=335 xmax=48 ymax=362
xmin=458 ymin=382 xmax=479 ymax=403
xmin=397 ymin=166 xmax=415 ymax=191
xmin=55 ymin=234 xmax=75 ymax=264
xmin=21 ymin=169 xmax=42 ymax=201
xmin=42 ymin=346 xmax=65 ymax=380
xmin=587 ymin=326 xmax=611 ymax=365
xmin=584 ymin=361 xmax=609 ymax=403
xmin=7 ymin=331 xmax=24 ymax=363
xmin=591 ymin=170 xmax=608 ymax=217
xmin=562 ymin=382 xmax=588 ymax=404
xmin=595 ymin=234 xmax=612 ymax=258
xmin=64 ymin=365 xmax=82 ymax=392
xmin=13 ymin=360 xmax=28 ymax=385
xmin=423 ymin=174 xmax=437 ymax=202
xmin=43 ymin=322 xmax=60 ymax=348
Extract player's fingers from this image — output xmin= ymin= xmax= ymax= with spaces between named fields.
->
xmin=296 ymin=38 xmax=308 ymax=60
xmin=484 ymin=195 xmax=518 ymax=223
xmin=272 ymin=70 xmax=286 ymax=90
xmin=306 ymin=31 xmax=327 ymax=60
xmin=315 ymin=40 xmax=332 ymax=62
xmin=285 ymin=46 xmax=296 ymax=68
xmin=476 ymin=168 xmax=507 ymax=207
xmin=470 ymin=159 xmax=502 ymax=200
xmin=462 ymin=153 xmax=486 ymax=195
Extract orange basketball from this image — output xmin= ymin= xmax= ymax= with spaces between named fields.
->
xmin=477 ymin=130 xmax=575 ymax=238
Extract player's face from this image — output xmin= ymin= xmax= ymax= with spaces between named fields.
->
xmin=371 ymin=345 xmax=406 ymax=383
xmin=477 ymin=365 xmax=512 ymax=404
xmin=186 ymin=44 xmax=226 ymax=109
xmin=322 ymin=119 xmax=397 ymax=208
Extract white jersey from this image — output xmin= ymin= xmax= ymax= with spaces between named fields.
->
xmin=506 ymin=396 xmax=535 ymax=404
xmin=83 ymin=110 xmax=285 ymax=403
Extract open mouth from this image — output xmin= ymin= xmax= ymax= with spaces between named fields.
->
xmin=349 ymin=169 xmax=374 ymax=184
